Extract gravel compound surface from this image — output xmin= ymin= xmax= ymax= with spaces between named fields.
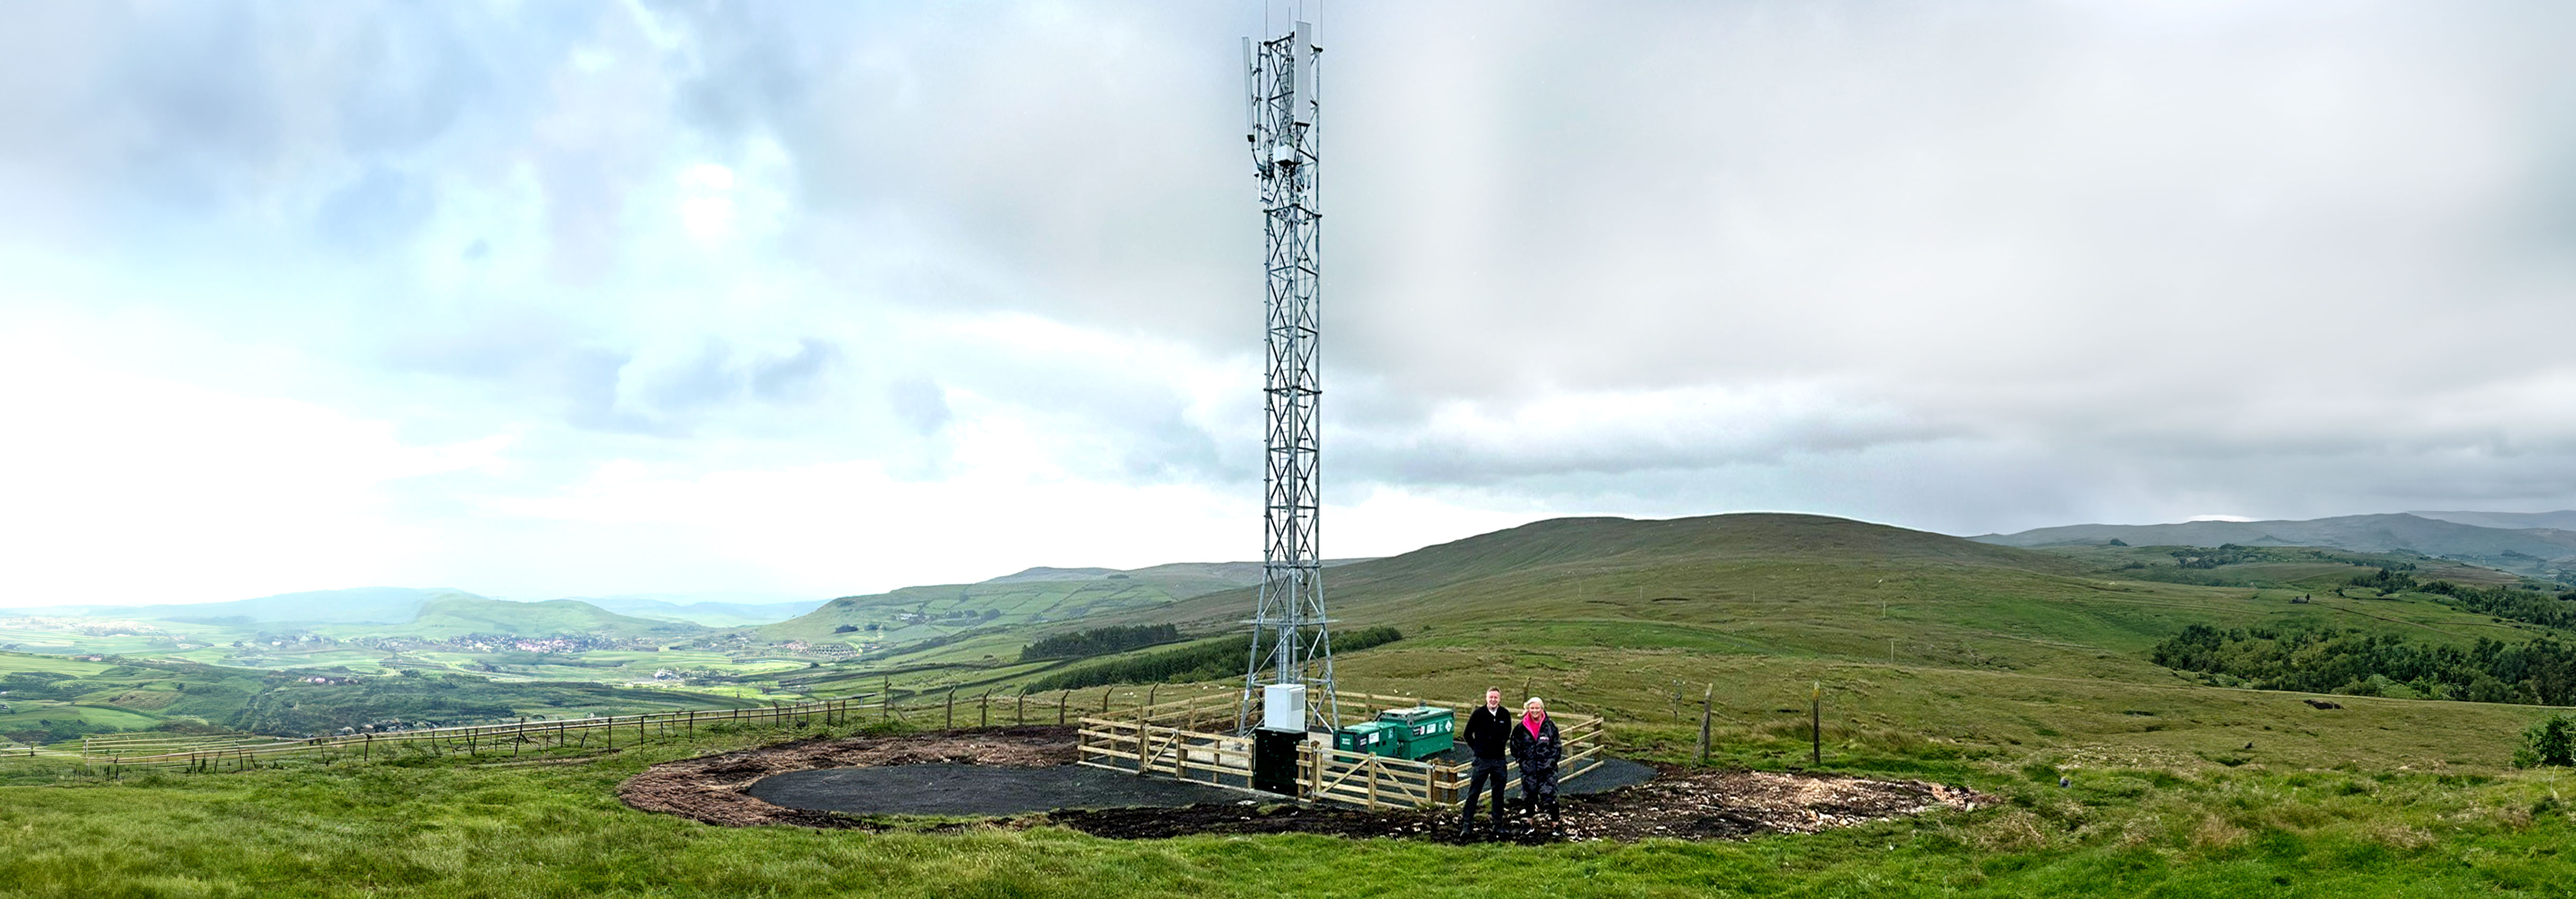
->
xmin=620 ymin=726 xmax=1983 ymax=842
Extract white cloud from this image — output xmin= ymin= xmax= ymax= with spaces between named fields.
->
xmin=7 ymin=2 xmax=2576 ymax=606
xmin=0 ymin=335 xmax=508 ymax=605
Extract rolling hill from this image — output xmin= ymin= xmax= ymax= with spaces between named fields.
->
xmin=2411 ymin=509 xmax=2576 ymax=531
xmin=0 ymin=650 xmax=743 ymax=743
xmin=570 ymin=596 xmax=827 ymax=627
xmin=18 ymin=514 xmax=2576 ymax=897
xmin=755 ymin=559 xmax=1367 ymax=647
xmin=20 ymin=587 xmax=461 ymax=626
xmin=393 ymin=597 xmax=708 ymax=640
xmin=983 ymin=513 xmax=2554 ymax=694
xmin=780 ymin=511 xmax=2573 ymax=792
xmin=1973 ymin=513 xmax=2576 ymax=579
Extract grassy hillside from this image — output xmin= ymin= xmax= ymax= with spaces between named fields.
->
xmin=387 ymin=597 xmax=707 ymax=640
xmin=0 ymin=650 xmax=749 ymax=744
xmin=8 ymin=657 xmax=2576 ymax=896
xmin=16 ymin=586 xmax=452 ymax=625
xmin=14 ymin=513 xmax=2576 ymax=893
xmin=759 ymin=566 xmax=1267 ymax=652
xmin=0 ymin=653 xmax=275 ymax=745
xmin=2413 ymin=510 xmax=2576 ymax=531
xmin=575 ymin=597 xmax=827 ymax=627
xmin=1975 ymin=513 xmax=2576 ymax=579
xmin=762 ymin=514 xmax=2570 ymax=724
xmin=1096 ymin=514 xmax=2530 ymax=680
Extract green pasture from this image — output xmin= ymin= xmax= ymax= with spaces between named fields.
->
xmin=5 ymin=657 xmax=2576 ymax=897
xmin=0 ymin=654 xmax=116 ymax=678
xmin=758 ymin=573 xmax=1249 ymax=652
xmin=10 ymin=514 xmax=2576 ymax=894
xmin=0 ymin=703 xmax=161 ymax=733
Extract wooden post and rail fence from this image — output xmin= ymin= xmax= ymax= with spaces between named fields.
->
xmin=1075 ymin=690 xmax=1608 ymax=812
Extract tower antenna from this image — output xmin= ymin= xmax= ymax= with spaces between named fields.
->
xmin=1239 ymin=12 xmax=1336 ymax=732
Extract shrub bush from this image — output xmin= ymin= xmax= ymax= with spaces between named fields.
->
xmin=2515 ymin=713 xmax=2576 ymax=767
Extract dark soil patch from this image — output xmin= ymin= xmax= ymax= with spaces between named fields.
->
xmin=624 ymin=727 xmax=1978 ymax=843
xmin=748 ymin=763 xmax=1252 ymax=816
xmin=620 ymin=726 xmax=1076 ymax=828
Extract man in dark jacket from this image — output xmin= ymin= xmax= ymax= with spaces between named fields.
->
xmin=1459 ymin=688 xmax=1511 ymax=837
xmin=1509 ymin=696 xmax=1564 ymax=836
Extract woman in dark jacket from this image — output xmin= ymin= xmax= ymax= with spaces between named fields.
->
xmin=1508 ymin=697 xmax=1564 ymax=835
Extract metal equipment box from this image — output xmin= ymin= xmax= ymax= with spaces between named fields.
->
xmin=1252 ymin=728 xmax=1304 ymax=795
xmin=1333 ymin=721 xmax=1399 ymax=757
xmin=1375 ymin=706 xmax=1455 ymax=759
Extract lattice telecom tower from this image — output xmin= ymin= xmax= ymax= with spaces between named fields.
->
xmin=1239 ymin=13 xmax=1337 ymax=732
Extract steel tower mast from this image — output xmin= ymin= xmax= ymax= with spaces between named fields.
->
xmin=1240 ymin=14 xmax=1336 ymax=732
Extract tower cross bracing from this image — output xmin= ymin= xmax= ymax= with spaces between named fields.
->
xmin=1240 ymin=17 xmax=1337 ymax=732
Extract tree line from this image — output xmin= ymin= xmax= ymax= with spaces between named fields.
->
xmin=2406 ymin=579 xmax=2576 ymax=629
xmin=1026 ymin=626 xmax=1404 ymax=692
xmin=2151 ymin=624 xmax=2576 ymax=705
xmin=1018 ymin=624 xmax=1182 ymax=662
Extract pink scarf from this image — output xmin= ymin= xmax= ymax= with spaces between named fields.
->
xmin=1523 ymin=713 xmax=1544 ymax=738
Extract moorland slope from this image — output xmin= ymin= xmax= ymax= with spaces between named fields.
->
xmin=1974 ymin=513 xmax=2576 ymax=577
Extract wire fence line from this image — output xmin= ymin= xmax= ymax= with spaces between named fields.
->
xmin=13 ymin=687 xmax=1200 ymax=774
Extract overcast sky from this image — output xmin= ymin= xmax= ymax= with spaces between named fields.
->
xmin=5 ymin=1 xmax=2575 ymax=608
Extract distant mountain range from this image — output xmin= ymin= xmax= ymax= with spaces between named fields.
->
xmin=402 ymin=596 xmax=705 ymax=638
xmin=19 ymin=587 xmax=469 ymax=625
xmin=12 ymin=587 xmax=705 ymax=637
xmin=2409 ymin=510 xmax=2576 ymax=531
xmin=1973 ymin=512 xmax=2576 ymax=579
xmin=559 ymin=596 xmax=827 ymax=627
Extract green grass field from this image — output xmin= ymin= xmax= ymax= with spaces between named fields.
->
xmin=10 ymin=513 xmax=2576 ymax=895
xmin=3 ymin=666 xmax=2575 ymax=897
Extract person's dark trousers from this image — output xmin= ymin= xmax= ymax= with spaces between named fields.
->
xmin=1520 ymin=767 xmax=1560 ymax=835
xmin=1462 ymin=757 xmax=1509 ymax=835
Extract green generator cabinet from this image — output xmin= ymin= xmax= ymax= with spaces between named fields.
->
xmin=1376 ymin=706 xmax=1456 ymax=760
xmin=1333 ymin=721 xmax=1401 ymax=757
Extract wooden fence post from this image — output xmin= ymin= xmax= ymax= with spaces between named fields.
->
xmin=1309 ymin=743 xmax=1322 ymax=802
xmin=1016 ymin=691 xmax=1026 ymax=725
xmin=980 ymin=691 xmax=992 ymax=728
xmin=1697 ymin=683 xmax=1713 ymax=766
xmin=1058 ymin=691 xmax=1069 ymax=725
xmin=1809 ymin=681 xmax=1821 ymax=766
